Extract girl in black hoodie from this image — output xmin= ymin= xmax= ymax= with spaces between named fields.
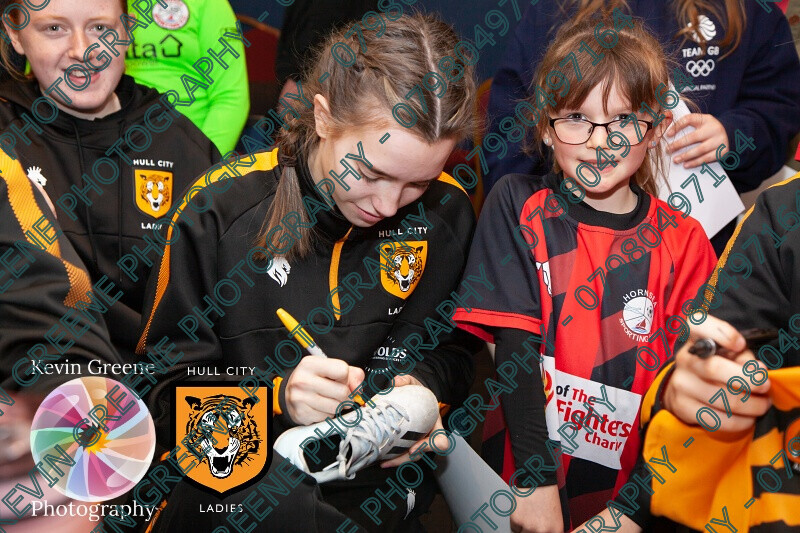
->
xmin=0 ymin=0 xmax=220 ymax=357
xmin=135 ymin=11 xmax=481 ymax=533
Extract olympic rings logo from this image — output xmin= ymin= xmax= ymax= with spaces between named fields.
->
xmin=686 ymin=59 xmax=715 ymax=77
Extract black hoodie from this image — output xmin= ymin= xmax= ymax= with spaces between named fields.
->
xmin=0 ymin=75 xmax=220 ymax=357
xmin=137 ymin=148 xmax=480 ymax=437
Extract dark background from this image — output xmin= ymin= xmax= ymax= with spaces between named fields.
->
xmin=230 ymin=0 xmax=515 ymax=81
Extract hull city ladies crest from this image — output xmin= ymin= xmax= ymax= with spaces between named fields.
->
xmin=380 ymin=241 xmax=427 ymax=299
xmin=172 ymin=383 xmax=271 ymax=496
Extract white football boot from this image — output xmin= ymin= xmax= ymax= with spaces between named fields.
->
xmin=273 ymin=385 xmax=439 ymax=483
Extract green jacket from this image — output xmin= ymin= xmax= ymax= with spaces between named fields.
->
xmin=125 ymin=0 xmax=249 ymax=154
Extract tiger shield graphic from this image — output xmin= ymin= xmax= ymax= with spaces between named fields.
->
xmin=135 ymin=170 xmax=173 ymax=218
xmin=172 ymin=383 xmax=271 ymax=496
xmin=380 ymin=240 xmax=427 ymax=299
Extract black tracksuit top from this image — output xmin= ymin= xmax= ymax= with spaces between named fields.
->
xmin=0 ymin=152 xmax=122 ymax=394
xmin=137 ymin=148 xmax=479 ymax=437
xmin=0 ymin=75 xmax=220 ymax=358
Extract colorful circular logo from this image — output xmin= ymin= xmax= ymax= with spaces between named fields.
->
xmin=30 ymin=377 xmax=156 ymax=501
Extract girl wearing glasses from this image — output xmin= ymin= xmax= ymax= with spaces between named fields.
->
xmin=484 ymin=0 xmax=800 ymax=256
xmin=454 ymin=17 xmax=717 ymax=532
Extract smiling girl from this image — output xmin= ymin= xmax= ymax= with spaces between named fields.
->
xmin=0 ymin=0 xmax=219 ymax=358
xmin=454 ymin=16 xmax=717 ymax=532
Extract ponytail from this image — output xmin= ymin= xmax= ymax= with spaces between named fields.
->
xmin=262 ymin=164 xmax=317 ymax=259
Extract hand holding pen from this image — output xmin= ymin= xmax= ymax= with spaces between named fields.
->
xmin=275 ymin=308 xmax=365 ymax=425
xmin=688 ymin=328 xmax=778 ymax=359
xmin=663 ymin=314 xmax=772 ymax=433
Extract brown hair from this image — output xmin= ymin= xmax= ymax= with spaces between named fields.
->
xmin=261 ymin=12 xmax=476 ymax=260
xmin=529 ymin=14 xmax=672 ymax=196
xmin=0 ymin=0 xmax=129 ymax=78
xmin=567 ymin=0 xmax=745 ymax=58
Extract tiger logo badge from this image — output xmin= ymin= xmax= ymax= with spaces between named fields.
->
xmin=135 ymin=170 xmax=173 ymax=218
xmin=173 ymin=383 xmax=271 ymax=496
xmin=380 ymin=241 xmax=427 ymax=299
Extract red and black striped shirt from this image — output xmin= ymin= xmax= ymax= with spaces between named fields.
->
xmin=454 ymin=172 xmax=716 ymax=526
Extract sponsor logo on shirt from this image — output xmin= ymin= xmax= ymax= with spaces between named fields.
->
xmin=153 ymin=0 xmax=190 ymax=30
xmin=541 ymin=356 xmax=642 ymax=470
xmin=380 ymin=241 xmax=427 ymax=299
xmin=372 ymin=345 xmax=408 ymax=362
xmin=620 ymin=289 xmax=658 ymax=342
xmin=134 ymin=170 xmax=173 ymax=218
xmin=126 ymin=35 xmax=184 ymax=60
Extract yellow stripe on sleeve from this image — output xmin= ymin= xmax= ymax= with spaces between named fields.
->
xmin=1 ymin=152 xmax=91 ymax=307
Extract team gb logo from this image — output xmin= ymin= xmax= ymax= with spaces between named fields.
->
xmin=687 ymin=15 xmax=716 ymax=42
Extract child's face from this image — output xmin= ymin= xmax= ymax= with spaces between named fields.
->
xmin=547 ymin=81 xmax=654 ymax=197
xmin=8 ymin=0 xmax=128 ymax=120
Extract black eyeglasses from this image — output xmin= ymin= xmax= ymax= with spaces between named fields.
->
xmin=548 ymin=117 xmax=654 ymax=145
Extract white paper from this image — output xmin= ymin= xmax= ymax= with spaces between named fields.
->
xmin=656 ymin=97 xmax=744 ymax=238
xmin=434 ymin=435 xmax=512 ymax=530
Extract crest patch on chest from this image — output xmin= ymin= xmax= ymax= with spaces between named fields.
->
xmin=135 ymin=170 xmax=173 ymax=218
